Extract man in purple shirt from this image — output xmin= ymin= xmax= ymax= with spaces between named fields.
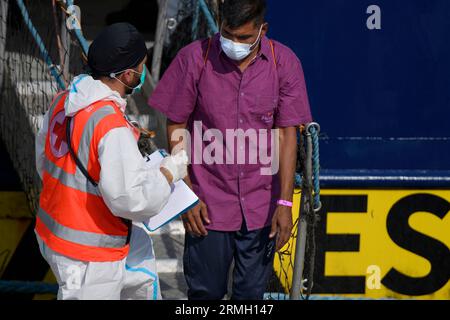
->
xmin=149 ymin=0 xmax=312 ymax=300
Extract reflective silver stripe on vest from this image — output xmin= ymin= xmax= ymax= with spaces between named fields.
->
xmin=48 ymin=91 xmax=68 ymax=118
xmin=37 ymin=206 xmax=128 ymax=248
xmin=76 ymin=106 xmax=116 ymax=167
xmin=45 ymin=105 xmax=116 ymax=195
xmin=44 ymin=159 xmax=98 ymax=195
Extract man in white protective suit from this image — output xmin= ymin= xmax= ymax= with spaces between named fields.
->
xmin=34 ymin=22 xmax=187 ymax=300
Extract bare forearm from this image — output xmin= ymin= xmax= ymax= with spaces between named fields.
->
xmin=166 ymin=119 xmax=193 ymax=188
xmin=278 ymin=127 xmax=297 ymax=201
xmin=167 ymin=119 xmax=186 ymax=151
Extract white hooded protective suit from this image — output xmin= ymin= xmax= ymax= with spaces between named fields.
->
xmin=35 ymin=74 xmax=171 ymax=300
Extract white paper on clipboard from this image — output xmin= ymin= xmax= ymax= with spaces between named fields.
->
xmin=143 ymin=150 xmax=199 ymax=232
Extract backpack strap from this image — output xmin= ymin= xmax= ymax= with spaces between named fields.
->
xmin=203 ymin=37 xmax=276 ymax=68
xmin=268 ymin=39 xmax=277 ymax=69
xmin=66 ymin=116 xmax=98 ymax=187
xmin=201 ymin=37 xmax=278 ymax=82
xmin=204 ymin=37 xmax=212 ymax=65
xmin=197 ymin=37 xmax=212 ymax=89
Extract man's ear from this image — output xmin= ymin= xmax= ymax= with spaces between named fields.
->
xmin=120 ymin=69 xmax=133 ymax=83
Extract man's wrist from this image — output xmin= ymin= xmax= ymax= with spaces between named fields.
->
xmin=183 ymin=175 xmax=193 ymax=190
xmin=160 ymin=167 xmax=173 ymax=184
xmin=277 ymin=199 xmax=293 ymax=208
xmin=279 ymin=189 xmax=293 ymax=202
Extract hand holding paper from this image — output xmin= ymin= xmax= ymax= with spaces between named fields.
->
xmin=160 ymin=149 xmax=188 ymax=182
xmin=145 ymin=150 xmax=198 ymax=232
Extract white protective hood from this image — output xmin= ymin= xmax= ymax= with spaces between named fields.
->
xmin=64 ymin=74 xmax=127 ymax=116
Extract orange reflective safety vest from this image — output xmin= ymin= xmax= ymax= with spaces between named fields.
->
xmin=35 ymin=90 xmax=140 ymax=262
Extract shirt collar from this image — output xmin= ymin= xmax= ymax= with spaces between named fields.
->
xmin=214 ymin=33 xmax=272 ymax=62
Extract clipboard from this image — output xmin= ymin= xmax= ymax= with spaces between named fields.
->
xmin=143 ymin=150 xmax=199 ymax=232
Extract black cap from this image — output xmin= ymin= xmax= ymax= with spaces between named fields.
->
xmin=88 ymin=22 xmax=147 ymax=77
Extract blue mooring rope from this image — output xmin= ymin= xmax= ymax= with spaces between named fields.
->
xmin=0 ymin=280 xmax=58 ymax=295
xmin=15 ymin=0 xmax=66 ymax=90
xmin=198 ymin=0 xmax=219 ymax=35
xmin=192 ymin=0 xmax=219 ymax=40
xmin=66 ymin=0 xmax=89 ymax=55
xmin=295 ymin=124 xmax=321 ymax=212
xmin=294 ymin=172 xmax=302 ymax=187
xmin=192 ymin=0 xmax=200 ymax=40
xmin=308 ymin=125 xmax=321 ymax=210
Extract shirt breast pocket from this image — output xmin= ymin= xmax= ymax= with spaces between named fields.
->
xmin=250 ymin=95 xmax=279 ymax=128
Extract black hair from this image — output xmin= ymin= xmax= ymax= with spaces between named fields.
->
xmin=221 ymin=0 xmax=267 ymax=29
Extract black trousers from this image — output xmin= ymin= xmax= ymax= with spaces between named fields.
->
xmin=183 ymin=221 xmax=275 ymax=300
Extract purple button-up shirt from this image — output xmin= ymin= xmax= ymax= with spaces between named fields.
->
xmin=149 ymin=34 xmax=312 ymax=231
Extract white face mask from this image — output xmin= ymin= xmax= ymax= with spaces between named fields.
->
xmin=219 ymin=24 xmax=264 ymax=61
